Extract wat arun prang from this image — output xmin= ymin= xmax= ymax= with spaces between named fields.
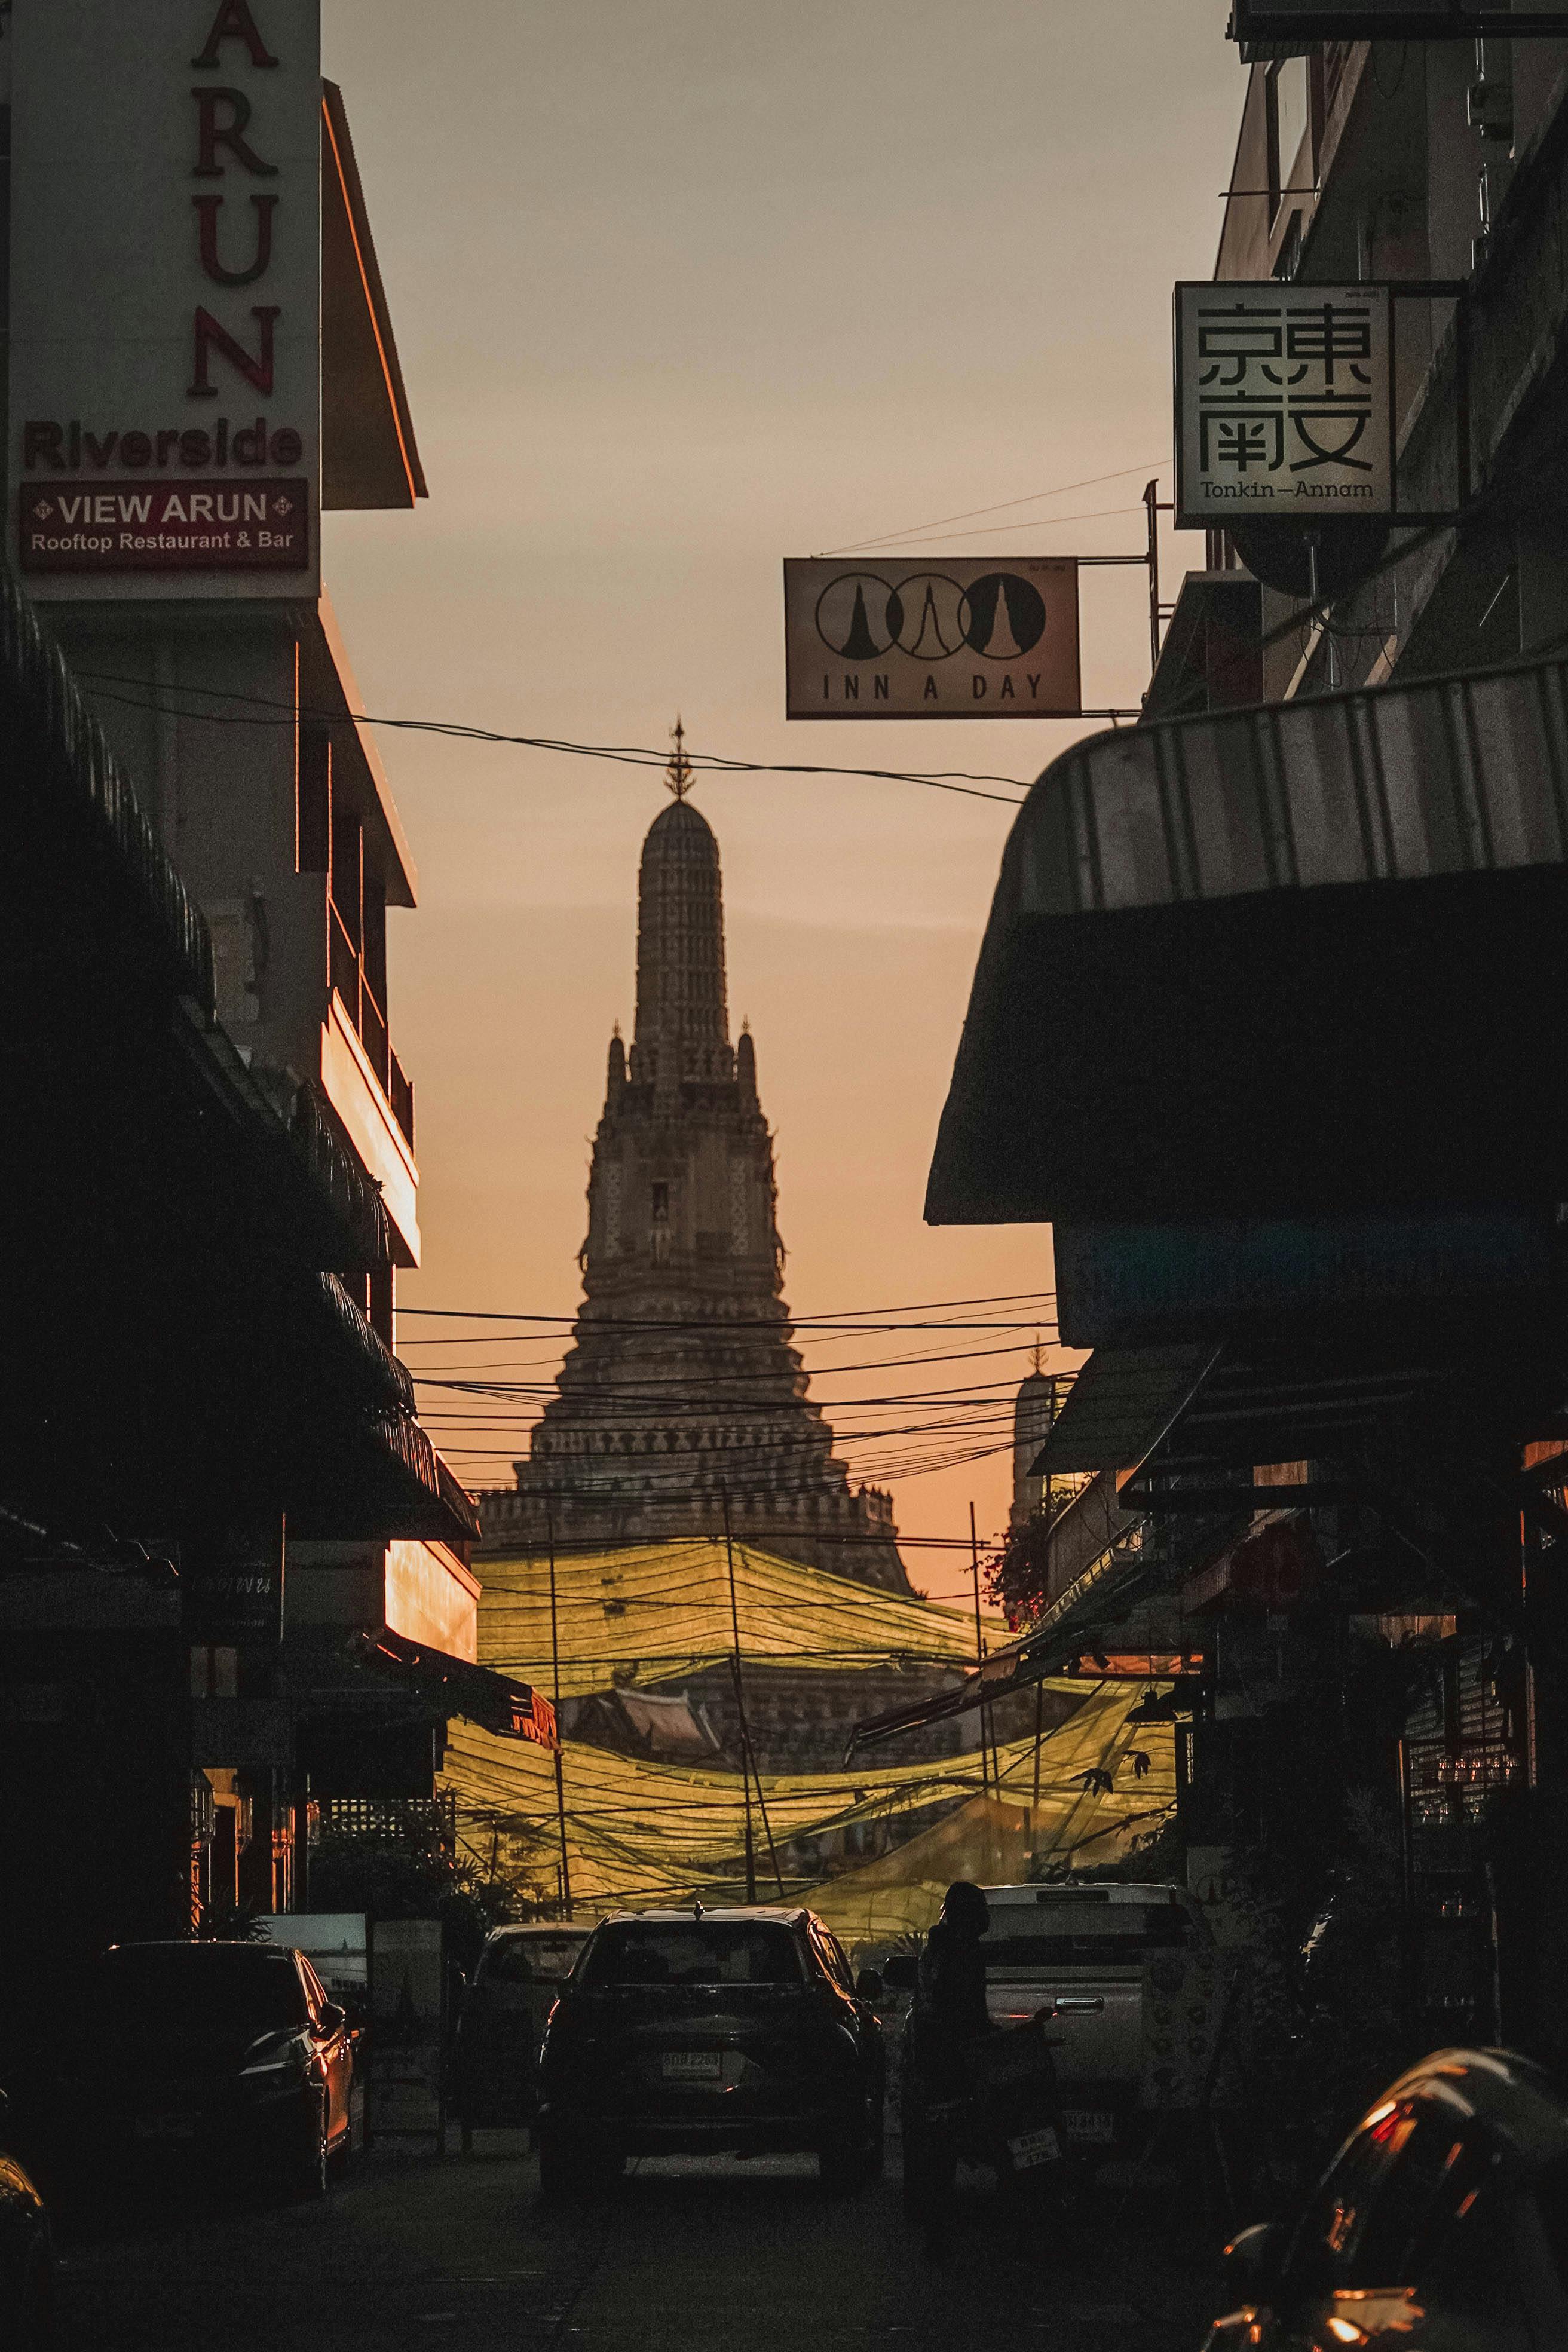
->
xmin=480 ymin=731 xmax=911 ymax=1594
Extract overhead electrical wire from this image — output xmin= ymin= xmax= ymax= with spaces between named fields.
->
xmin=74 ymin=672 xmax=1035 ymax=806
xmin=815 ymin=459 xmax=1166 ymax=556
xmin=398 ymin=1286 xmax=1058 ymax=1326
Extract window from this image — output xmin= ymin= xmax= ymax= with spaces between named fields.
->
xmin=190 ymin=1644 xmax=238 ymax=1699
xmin=480 ymin=1933 xmax=590 ymax=1986
xmin=581 ymin=1922 xmax=804 ymax=1988
xmin=1266 ymin=57 xmax=1312 ymax=222
xmin=981 ymin=1902 xmax=1199 ymax=1972
xmin=651 ymin=1183 xmax=670 ymax=1223
xmin=87 ymin=1946 xmax=309 ymax=2048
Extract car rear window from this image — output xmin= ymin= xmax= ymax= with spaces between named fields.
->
xmin=580 ymin=1923 xmax=806 ymax=1987
xmin=479 ymin=1934 xmax=588 ymax=1986
xmin=982 ymin=1903 xmax=1199 ymax=1968
xmin=88 ymin=1946 xmax=309 ymax=2039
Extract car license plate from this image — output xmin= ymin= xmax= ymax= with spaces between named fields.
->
xmin=1060 ymin=2108 xmax=1116 ymax=2145
xmin=134 ymin=2114 xmax=198 ymax=2139
xmin=1007 ymin=2126 xmax=1061 ymax=2169
xmin=662 ymin=2051 xmax=722 ymax=2082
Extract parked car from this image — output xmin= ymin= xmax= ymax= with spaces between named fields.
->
xmin=1205 ymin=2047 xmax=1568 ymax=2348
xmin=536 ymin=1905 xmax=884 ymax=2196
xmin=53 ymin=1940 xmax=354 ymax=2202
xmin=451 ymin=1921 xmax=593 ymax=2137
xmin=977 ymin=1881 xmax=1214 ymax=2157
xmin=0 ymin=2091 xmax=53 ymax=2352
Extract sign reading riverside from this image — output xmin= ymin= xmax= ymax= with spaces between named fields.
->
xmin=21 ymin=480 xmax=308 ymax=574
xmin=8 ymin=0 xmax=321 ymax=600
xmin=1174 ymin=283 xmax=1393 ymax=529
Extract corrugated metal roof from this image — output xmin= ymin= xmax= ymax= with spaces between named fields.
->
xmin=926 ymin=652 xmax=1568 ymax=1226
xmin=1015 ymin=653 xmax=1568 ymax=921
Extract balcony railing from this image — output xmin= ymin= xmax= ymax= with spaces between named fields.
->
xmin=329 ymin=901 xmax=414 ymax=1150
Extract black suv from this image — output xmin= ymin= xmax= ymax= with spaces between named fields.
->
xmin=536 ymin=1906 xmax=884 ymax=2195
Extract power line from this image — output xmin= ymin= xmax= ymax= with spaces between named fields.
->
xmin=397 ymin=1287 xmax=1057 ymax=1328
xmin=816 ymin=460 xmax=1166 ymax=557
xmin=75 ymin=673 xmax=1033 ymax=807
xmin=875 ymin=503 xmax=1144 ymax=551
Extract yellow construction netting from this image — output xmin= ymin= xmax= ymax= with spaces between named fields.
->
xmin=442 ymin=1677 xmax=1174 ymax=1946
xmin=476 ymin=1537 xmax=997 ymax=1696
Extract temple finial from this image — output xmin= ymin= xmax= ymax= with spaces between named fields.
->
xmin=1031 ymin=1333 xmax=1045 ymax=1374
xmin=666 ymin=716 xmax=694 ymax=801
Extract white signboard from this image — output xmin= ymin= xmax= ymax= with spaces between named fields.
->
xmin=258 ymin=1912 xmax=368 ymax=1999
xmin=1174 ymin=282 xmax=1393 ymax=529
xmin=8 ymin=0 xmax=321 ymax=600
xmin=783 ymin=556 xmax=1080 ymax=719
xmin=367 ymin=1917 xmax=443 ymax=2137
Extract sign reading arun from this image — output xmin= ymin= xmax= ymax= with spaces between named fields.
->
xmin=481 ymin=728 xmax=910 ymax=1593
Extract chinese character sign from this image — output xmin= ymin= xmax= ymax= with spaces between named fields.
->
xmin=1175 ymin=283 xmax=1392 ymax=527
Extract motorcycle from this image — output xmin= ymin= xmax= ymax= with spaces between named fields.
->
xmin=899 ymin=1996 xmax=1104 ymax=2224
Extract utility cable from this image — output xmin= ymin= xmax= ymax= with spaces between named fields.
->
xmin=74 ymin=671 xmax=1034 ymax=806
xmin=815 ymin=460 xmax=1166 ymax=556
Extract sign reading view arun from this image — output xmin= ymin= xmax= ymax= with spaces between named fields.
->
xmin=482 ymin=730 xmax=910 ymax=1593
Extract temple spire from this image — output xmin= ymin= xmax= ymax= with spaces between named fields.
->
xmin=666 ymin=715 xmax=694 ymax=801
xmin=630 ymin=750 xmax=731 ymax=1088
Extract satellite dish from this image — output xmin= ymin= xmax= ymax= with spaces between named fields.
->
xmin=1227 ymin=516 xmax=1391 ymax=599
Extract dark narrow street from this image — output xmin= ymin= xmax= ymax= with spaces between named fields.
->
xmin=56 ymin=2136 xmax=1218 ymax=2352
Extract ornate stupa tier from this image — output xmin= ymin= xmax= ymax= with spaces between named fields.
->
xmin=481 ymin=733 xmax=911 ymax=1594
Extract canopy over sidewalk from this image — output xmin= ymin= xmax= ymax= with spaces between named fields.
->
xmin=927 ymin=653 xmax=1568 ymax=1229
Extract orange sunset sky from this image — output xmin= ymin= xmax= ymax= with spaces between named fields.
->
xmin=315 ymin=0 xmax=1245 ymax=1603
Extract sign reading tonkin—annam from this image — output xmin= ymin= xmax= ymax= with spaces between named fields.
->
xmin=1174 ymin=283 xmax=1393 ymax=529
xmin=783 ymin=557 xmax=1081 ymax=719
xmin=8 ymin=0 xmax=321 ymax=601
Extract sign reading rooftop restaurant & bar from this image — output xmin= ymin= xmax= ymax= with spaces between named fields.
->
xmin=783 ymin=556 xmax=1081 ymax=719
xmin=8 ymin=0 xmax=321 ymax=601
xmin=1174 ymin=283 xmax=1393 ymax=529
xmin=1231 ymin=0 xmax=1568 ymax=39
xmin=20 ymin=479 xmax=308 ymax=574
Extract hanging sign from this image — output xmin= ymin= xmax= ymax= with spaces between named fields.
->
xmin=783 ymin=556 xmax=1081 ymax=719
xmin=1174 ymin=282 xmax=1393 ymax=529
xmin=8 ymin=0 xmax=322 ymax=602
xmin=182 ymin=1521 xmax=286 ymax=1645
xmin=1232 ymin=0 xmax=1568 ymax=38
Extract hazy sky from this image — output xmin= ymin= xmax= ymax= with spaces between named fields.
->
xmin=317 ymin=0 xmax=1245 ymax=1600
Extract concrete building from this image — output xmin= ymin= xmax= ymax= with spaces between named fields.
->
xmin=482 ymin=740 xmax=910 ymax=1594
xmin=1150 ymin=33 xmax=1568 ymax=715
xmin=0 ymin=1 xmax=525 ymax=1962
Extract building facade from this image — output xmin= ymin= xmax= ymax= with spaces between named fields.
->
xmin=0 ymin=0 xmax=543 ymax=1983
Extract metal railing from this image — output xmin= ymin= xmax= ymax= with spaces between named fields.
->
xmin=328 ymin=901 xmax=415 ymax=1150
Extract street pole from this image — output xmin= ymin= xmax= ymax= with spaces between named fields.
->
xmin=546 ymin=1505 xmax=572 ymax=1918
xmin=1031 ymin=1681 xmax=1045 ymax=1830
xmin=970 ymin=1501 xmax=991 ymax=1797
xmin=722 ymin=1486 xmax=757 ymax=1901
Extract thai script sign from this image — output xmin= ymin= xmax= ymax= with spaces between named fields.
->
xmin=783 ymin=556 xmax=1080 ymax=719
xmin=1174 ymin=282 xmax=1392 ymax=528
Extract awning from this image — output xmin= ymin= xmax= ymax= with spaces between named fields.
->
xmin=848 ymin=1471 xmax=1154 ymax=1753
xmin=357 ymin=1628 xmax=557 ymax=1748
xmin=1034 ymin=1344 xmax=1219 ymax=1474
xmin=926 ymin=651 xmax=1568 ymax=1226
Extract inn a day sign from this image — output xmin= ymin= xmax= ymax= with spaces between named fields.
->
xmin=1174 ymin=283 xmax=1394 ymax=529
xmin=8 ymin=0 xmax=321 ymax=599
